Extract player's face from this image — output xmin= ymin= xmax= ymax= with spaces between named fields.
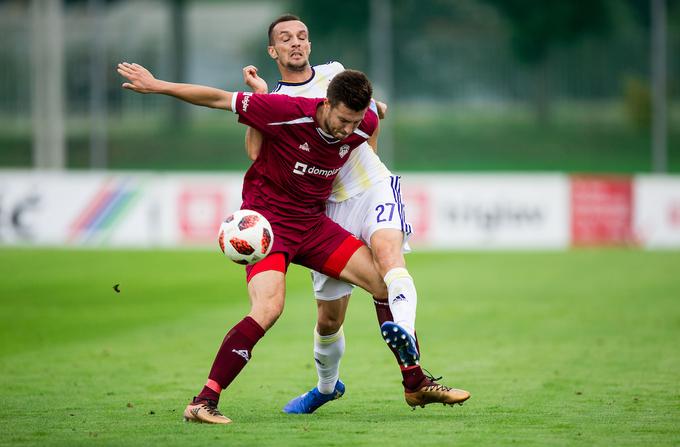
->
xmin=322 ymin=101 xmax=368 ymax=140
xmin=268 ymin=20 xmax=311 ymax=72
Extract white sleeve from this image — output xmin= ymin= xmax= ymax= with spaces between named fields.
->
xmin=330 ymin=61 xmax=345 ymax=74
xmin=230 ymin=92 xmax=239 ymax=114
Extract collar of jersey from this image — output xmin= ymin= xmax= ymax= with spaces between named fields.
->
xmin=308 ymin=98 xmax=339 ymax=144
xmin=316 ymin=126 xmax=340 ymax=144
xmin=275 ymin=67 xmax=316 ymax=88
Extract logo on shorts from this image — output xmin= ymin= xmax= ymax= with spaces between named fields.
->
xmin=339 ymin=144 xmax=350 ymax=158
xmin=232 ymin=349 xmax=250 ymax=362
xmin=299 ymin=142 xmax=310 ymax=152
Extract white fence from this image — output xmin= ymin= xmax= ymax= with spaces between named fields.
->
xmin=1 ymin=170 xmax=679 ymax=249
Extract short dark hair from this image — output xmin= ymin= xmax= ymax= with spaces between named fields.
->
xmin=327 ymin=70 xmax=373 ymax=112
xmin=268 ymin=14 xmax=302 ymax=45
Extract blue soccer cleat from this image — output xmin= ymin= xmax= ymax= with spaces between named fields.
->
xmin=282 ymin=379 xmax=345 ymax=414
xmin=381 ymin=321 xmax=420 ymax=366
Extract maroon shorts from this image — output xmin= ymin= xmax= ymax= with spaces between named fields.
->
xmin=245 ymin=212 xmax=364 ymax=282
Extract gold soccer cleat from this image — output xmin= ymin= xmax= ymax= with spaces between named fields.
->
xmin=405 ymin=376 xmax=470 ymax=409
xmin=183 ymin=398 xmax=232 ymax=424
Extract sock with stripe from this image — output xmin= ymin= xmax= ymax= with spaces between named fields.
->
xmin=314 ymin=326 xmax=345 ymax=394
xmin=196 ymin=316 xmax=265 ymax=403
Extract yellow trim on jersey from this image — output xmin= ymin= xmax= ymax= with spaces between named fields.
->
xmin=356 ymin=163 xmax=373 ymax=193
xmin=333 ymin=183 xmax=349 ymax=202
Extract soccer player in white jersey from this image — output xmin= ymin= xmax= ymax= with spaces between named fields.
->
xmin=243 ymin=14 xmax=470 ymax=413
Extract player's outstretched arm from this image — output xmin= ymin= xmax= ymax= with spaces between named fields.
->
xmin=117 ymin=62 xmax=233 ymax=110
xmin=242 ymin=65 xmax=268 ymax=161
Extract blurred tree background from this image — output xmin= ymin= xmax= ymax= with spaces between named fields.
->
xmin=0 ymin=0 xmax=678 ymax=172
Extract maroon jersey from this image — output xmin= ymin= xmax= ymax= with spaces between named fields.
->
xmin=232 ymin=92 xmax=378 ymax=223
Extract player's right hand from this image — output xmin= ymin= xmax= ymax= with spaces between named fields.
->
xmin=243 ymin=65 xmax=268 ymax=94
xmin=117 ymin=62 xmax=160 ymax=94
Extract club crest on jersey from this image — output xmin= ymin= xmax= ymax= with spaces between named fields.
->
xmin=339 ymin=144 xmax=350 ymax=158
xmin=299 ymin=142 xmax=310 ymax=152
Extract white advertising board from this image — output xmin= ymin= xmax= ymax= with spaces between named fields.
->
xmin=3 ymin=170 xmax=678 ymax=249
xmin=634 ymin=175 xmax=680 ymax=248
xmin=400 ymin=174 xmax=571 ymax=249
xmin=0 ymin=171 xmax=243 ymax=247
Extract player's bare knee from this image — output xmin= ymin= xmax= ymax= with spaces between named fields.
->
xmin=370 ymin=230 xmax=405 ymax=276
xmin=250 ymin=301 xmax=284 ymax=331
xmin=317 ymin=318 xmax=342 ymax=335
xmin=315 ymin=297 xmax=348 ymax=334
xmin=317 ymin=313 xmax=344 ymax=334
xmin=247 ymin=281 xmax=285 ymax=331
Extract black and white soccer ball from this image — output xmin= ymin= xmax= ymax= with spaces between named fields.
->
xmin=218 ymin=209 xmax=273 ymax=265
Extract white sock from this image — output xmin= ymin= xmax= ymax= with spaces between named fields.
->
xmin=384 ymin=267 xmax=417 ymax=338
xmin=314 ymin=326 xmax=345 ymax=394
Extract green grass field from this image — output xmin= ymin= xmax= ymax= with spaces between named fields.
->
xmin=1 ymin=248 xmax=679 ymax=446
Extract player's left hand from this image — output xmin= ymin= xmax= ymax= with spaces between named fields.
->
xmin=117 ymin=62 xmax=160 ymax=94
xmin=243 ymin=65 xmax=268 ymax=94
xmin=376 ymin=101 xmax=388 ymax=119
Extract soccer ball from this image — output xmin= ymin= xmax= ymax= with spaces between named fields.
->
xmin=218 ymin=209 xmax=273 ymax=265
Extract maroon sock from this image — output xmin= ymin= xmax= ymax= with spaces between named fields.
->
xmin=196 ymin=316 xmax=266 ymax=402
xmin=373 ymin=298 xmax=426 ymax=391
xmin=402 ymin=365 xmax=427 ymax=392
xmin=373 ymin=298 xmax=405 ymax=366
xmin=373 ymin=298 xmax=421 ymax=360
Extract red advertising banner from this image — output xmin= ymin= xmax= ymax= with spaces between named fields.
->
xmin=570 ymin=176 xmax=634 ymax=246
xmin=178 ymin=186 xmax=226 ymax=243
xmin=401 ymin=187 xmax=431 ymax=244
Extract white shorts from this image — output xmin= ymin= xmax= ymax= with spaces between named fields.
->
xmin=312 ymin=175 xmax=412 ymax=300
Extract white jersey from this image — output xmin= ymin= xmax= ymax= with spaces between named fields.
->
xmin=272 ymin=61 xmax=391 ymax=202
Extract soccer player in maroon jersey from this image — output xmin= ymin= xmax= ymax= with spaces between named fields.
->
xmin=117 ymin=62 xmax=398 ymax=423
xmin=241 ymin=14 xmax=470 ymax=414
